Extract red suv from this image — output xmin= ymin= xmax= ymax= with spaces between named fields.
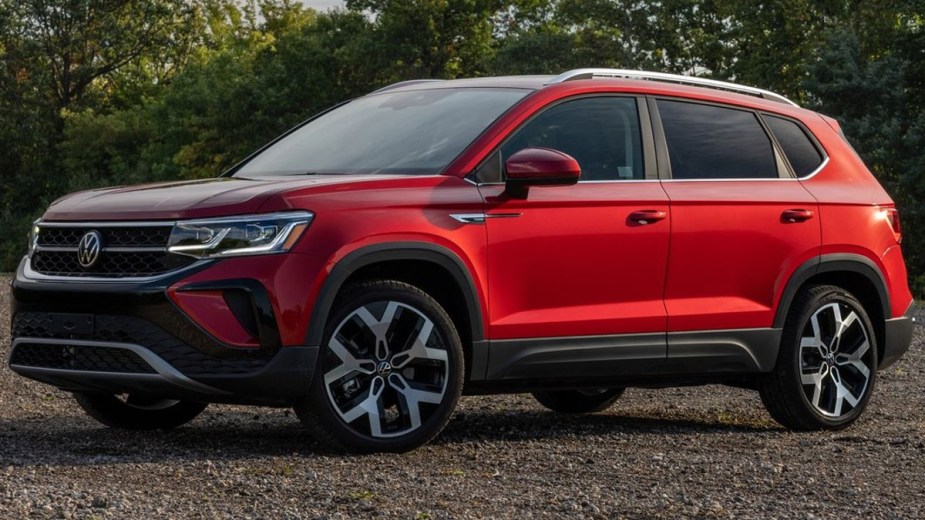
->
xmin=9 ymin=69 xmax=915 ymax=452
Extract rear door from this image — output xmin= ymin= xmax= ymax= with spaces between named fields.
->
xmin=652 ymin=98 xmax=822 ymax=372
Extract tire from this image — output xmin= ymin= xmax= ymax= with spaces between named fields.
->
xmin=532 ymin=388 xmax=625 ymax=414
xmin=74 ymin=393 xmax=207 ymax=430
xmin=759 ymin=284 xmax=878 ymax=430
xmin=294 ymin=280 xmax=464 ymax=453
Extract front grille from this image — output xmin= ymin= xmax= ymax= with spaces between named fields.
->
xmin=31 ymin=223 xmax=194 ymax=278
xmin=32 ymin=250 xmax=194 ymax=278
xmin=13 ymin=313 xmax=270 ymax=375
xmin=37 ymin=226 xmax=173 ymax=248
xmin=10 ymin=342 xmax=156 ymax=374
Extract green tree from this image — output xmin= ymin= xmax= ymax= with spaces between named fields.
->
xmin=0 ymin=0 xmax=202 ymax=267
xmin=347 ymin=0 xmax=504 ymax=80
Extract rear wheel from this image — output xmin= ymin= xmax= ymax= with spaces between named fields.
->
xmin=74 ymin=393 xmax=207 ymax=430
xmin=759 ymin=285 xmax=878 ymax=430
xmin=532 ymin=388 xmax=625 ymax=414
xmin=295 ymin=280 xmax=464 ymax=453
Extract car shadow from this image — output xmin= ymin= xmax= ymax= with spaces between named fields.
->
xmin=436 ymin=407 xmax=779 ymax=445
xmin=0 ymin=406 xmax=780 ymax=466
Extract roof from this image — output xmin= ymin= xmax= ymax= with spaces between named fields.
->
xmin=372 ymin=69 xmax=797 ymax=107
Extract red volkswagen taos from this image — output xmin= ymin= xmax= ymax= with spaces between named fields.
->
xmin=9 ymin=69 xmax=915 ymax=452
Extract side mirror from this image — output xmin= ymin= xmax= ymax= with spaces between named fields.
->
xmin=504 ymin=147 xmax=581 ymax=199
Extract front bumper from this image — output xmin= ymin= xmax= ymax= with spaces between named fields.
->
xmin=881 ymin=301 xmax=916 ymax=369
xmin=8 ymin=258 xmax=317 ymax=405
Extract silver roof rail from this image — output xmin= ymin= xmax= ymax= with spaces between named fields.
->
xmin=548 ymin=68 xmax=798 ymax=107
xmin=370 ymin=79 xmax=445 ymax=94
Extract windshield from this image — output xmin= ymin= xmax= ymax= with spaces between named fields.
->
xmin=235 ymin=88 xmax=530 ymax=176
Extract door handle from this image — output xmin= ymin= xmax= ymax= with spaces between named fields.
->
xmin=628 ymin=210 xmax=668 ymax=225
xmin=781 ymin=209 xmax=815 ymax=223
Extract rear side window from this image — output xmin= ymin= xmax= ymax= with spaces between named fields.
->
xmin=763 ymin=115 xmax=824 ymax=177
xmin=657 ymin=100 xmax=777 ymax=180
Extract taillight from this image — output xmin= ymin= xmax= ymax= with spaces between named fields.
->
xmin=885 ymin=207 xmax=902 ymax=243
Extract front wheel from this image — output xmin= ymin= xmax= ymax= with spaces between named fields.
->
xmin=759 ymin=285 xmax=878 ymax=430
xmin=74 ymin=393 xmax=207 ymax=430
xmin=295 ymin=280 xmax=464 ymax=453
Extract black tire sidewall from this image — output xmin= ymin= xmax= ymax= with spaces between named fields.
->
xmin=304 ymin=281 xmax=464 ymax=453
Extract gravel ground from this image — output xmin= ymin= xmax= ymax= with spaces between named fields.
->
xmin=1 ymin=277 xmax=923 ymax=519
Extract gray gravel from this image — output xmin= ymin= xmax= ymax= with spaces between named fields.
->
xmin=1 ymin=277 xmax=923 ymax=519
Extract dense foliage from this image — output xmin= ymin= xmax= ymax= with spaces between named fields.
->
xmin=1 ymin=0 xmax=924 ymax=293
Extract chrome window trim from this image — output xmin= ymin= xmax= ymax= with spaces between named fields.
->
xmin=659 ymin=178 xmax=801 ymax=183
xmin=651 ymin=155 xmax=828 ymax=183
xmin=469 ymin=179 xmax=662 ymax=187
xmin=796 ymin=155 xmax=830 ymax=181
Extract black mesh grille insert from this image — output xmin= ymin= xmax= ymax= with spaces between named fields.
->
xmin=31 ymin=250 xmax=194 ymax=278
xmin=10 ymin=342 xmax=156 ymax=374
xmin=37 ymin=226 xmax=173 ymax=247
xmin=13 ymin=313 xmax=270 ymax=375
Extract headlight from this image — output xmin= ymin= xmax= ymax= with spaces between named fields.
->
xmin=28 ymin=219 xmax=40 ymax=257
xmin=167 ymin=212 xmax=313 ymax=258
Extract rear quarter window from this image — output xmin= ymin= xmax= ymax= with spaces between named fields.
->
xmin=763 ymin=115 xmax=825 ymax=177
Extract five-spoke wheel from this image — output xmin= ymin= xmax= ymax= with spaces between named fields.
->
xmin=798 ymin=301 xmax=873 ymax=418
xmin=760 ymin=285 xmax=878 ymax=430
xmin=295 ymin=280 xmax=463 ymax=452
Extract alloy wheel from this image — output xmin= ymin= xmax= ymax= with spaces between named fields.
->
xmin=799 ymin=301 xmax=874 ymax=418
xmin=322 ymin=301 xmax=449 ymax=438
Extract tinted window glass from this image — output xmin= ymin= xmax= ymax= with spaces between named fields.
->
xmin=657 ymin=100 xmax=777 ymax=179
xmin=764 ymin=115 xmax=824 ymax=177
xmin=498 ymin=97 xmax=644 ymax=181
xmin=236 ymin=88 xmax=528 ymax=176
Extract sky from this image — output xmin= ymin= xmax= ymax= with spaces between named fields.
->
xmin=299 ymin=0 xmax=346 ymax=10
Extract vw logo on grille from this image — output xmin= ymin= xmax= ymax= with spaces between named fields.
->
xmin=76 ymin=231 xmax=102 ymax=268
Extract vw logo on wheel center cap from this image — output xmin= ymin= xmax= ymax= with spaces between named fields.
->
xmin=376 ymin=361 xmax=393 ymax=376
xmin=76 ymin=230 xmax=103 ymax=268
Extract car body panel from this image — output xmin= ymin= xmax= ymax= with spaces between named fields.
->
xmin=660 ymin=180 xmax=821 ymax=331
xmin=477 ymin=182 xmax=671 ymax=340
xmin=43 ymin=175 xmax=412 ymax=221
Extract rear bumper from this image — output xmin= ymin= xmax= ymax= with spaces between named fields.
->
xmin=881 ymin=301 xmax=916 ymax=369
xmin=8 ymin=257 xmax=318 ymax=405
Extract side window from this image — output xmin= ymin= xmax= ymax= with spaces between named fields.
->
xmin=763 ymin=115 xmax=824 ymax=177
xmin=488 ymin=97 xmax=644 ymax=182
xmin=656 ymin=99 xmax=778 ymax=180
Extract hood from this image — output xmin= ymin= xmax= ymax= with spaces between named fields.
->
xmin=42 ymin=175 xmax=393 ymax=221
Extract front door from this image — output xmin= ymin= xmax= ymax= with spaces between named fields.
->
xmin=474 ymin=96 xmax=672 ymax=380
